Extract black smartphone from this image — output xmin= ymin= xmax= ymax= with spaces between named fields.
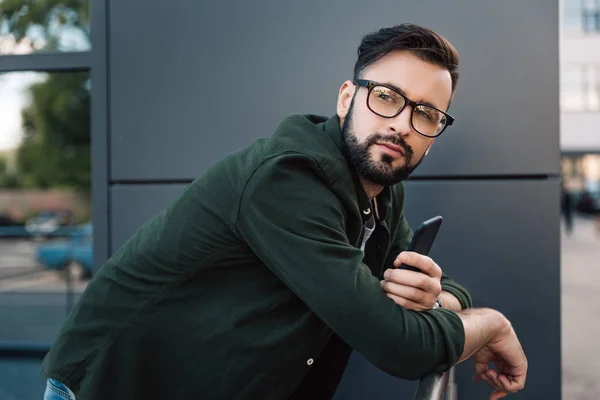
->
xmin=397 ymin=216 xmax=443 ymax=272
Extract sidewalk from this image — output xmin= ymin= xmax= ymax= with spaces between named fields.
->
xmin=561 ymin=216 xmax=600 ymax=400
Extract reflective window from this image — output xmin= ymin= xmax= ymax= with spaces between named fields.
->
xmin=564 ymin=0 xmax=585 ymax=34
xmin=561 ymin=64 xmax=600 ymax=111
xmin=561 ymin=66 xmax=585 ymax=111
xmin=563 ymin=0 xmax=600 ymax=34
xmin=0 ymin=0 xmax=90 ymax=54
xmin=0 ymin=71 xmax=90 ymax=348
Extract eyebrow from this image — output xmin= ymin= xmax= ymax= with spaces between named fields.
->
xmin=379 ymin=81 xmax=444 ymax=111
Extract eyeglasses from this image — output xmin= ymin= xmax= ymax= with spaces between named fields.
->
xmin=354 ymin=79 xmax=454 ymax=138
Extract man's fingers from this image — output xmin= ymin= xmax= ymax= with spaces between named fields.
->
xmin=497 ymin=373 xmax=526 ymax=393
xmin=474 ymin=362 xmax=488 ymax=375
xmin=380 ymin=281 xmax=436 ymax=307
xmin=383 ymin=269 xmax=442 ymax=295
xmin=473 ymin=364 xmax=510 ymax=394
xmin=473 ymin=363 xmax=496 ymax=388
xmin=480 ymin=374 xmax=498 ymax=391
xmin=486 ymin=369 xmax=504 ymax=392
xmin=490 ymin=390 xmax=508 ymax=400
xmin=393 ymin=251 xmax=442 ymax=278
xmin=484 ymin=368 xmax=525 ymax=395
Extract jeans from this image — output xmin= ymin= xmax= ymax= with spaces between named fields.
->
xmin=44 ymin=379 xmax=76 ymax=400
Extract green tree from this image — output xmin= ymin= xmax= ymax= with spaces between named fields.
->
xmin=0 ymin=154 xmax=22 ymax=188
xmin=17 ymin=71 xmax=90 ymax=191
xmin=1 ymin=0 xmax=91 ymax=192
xmin=0 ymin=0 xmax=90 ymax=52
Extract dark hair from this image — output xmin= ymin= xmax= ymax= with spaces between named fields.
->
xmin=354 ymin=23 xmax=460 ymax=97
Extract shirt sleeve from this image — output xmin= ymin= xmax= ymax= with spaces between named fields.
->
xmin=383 ymin=209 xmax=474 ymax=310
xmin=234 ymin=153 xmax=465 ymax=379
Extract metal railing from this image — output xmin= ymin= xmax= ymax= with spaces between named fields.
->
xmin=0 ymin=341 xmax=50 ymax=360
xmin=413 ymin=368 xmax=456 ymax=400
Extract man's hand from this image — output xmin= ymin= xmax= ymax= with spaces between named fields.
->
xmin=471 ymin=323 xmax=528 ymax=400
xmin=458 ymin=309 xmax=528 ymax=399
xmin=380 ymin=251 xmax=442 ymax=311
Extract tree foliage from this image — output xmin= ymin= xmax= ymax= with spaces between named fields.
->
xmin=0 ymin=0 xmax=91 ymax=191
xmin=0 ymin=0 xmax=89 ymax=51
xmin=17 ymin=72 xmax=91 ymax=190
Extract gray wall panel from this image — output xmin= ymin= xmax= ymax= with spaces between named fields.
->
xmin=333 ymin=179 xmax=561 ymax=399
xmin=110 ymin=184 xmax=188 ymax=252
xmin=91 ymin=0 xmax=110 ymax=269
xmin=109 ymin=0 xmax=558 ymax=181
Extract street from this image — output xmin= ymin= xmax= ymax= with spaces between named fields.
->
xmin=0 ymin=239 xmax=40 ymax=281
xmin=0 ymin=238 xmax=88 ymax=293
xmin=0 ymin=237 xmax=87 ymax=344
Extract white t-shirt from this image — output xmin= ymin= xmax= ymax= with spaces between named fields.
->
xmin=359 ymin=215 xmax=376 ymax=251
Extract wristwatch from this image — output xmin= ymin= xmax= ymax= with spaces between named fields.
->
xmin=432 ymin=298 xmax=442 ymax=309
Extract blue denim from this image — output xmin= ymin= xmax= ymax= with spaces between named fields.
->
xmin=44 ymin=379 xmax=76 ymax=400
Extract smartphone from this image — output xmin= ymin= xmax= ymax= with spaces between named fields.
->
xmin=397 ymin=216 xmax=443 ymax=272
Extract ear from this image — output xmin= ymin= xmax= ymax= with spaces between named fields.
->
xmin=425 ymin=140 xmax=435 ymax=156
xmin=337 ymin=80 xmax=356 ymax=124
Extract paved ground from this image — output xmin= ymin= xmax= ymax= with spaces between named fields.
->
xmin=0 ymin=219 xmax=598 ymax=399
xmin=561 ymin=216 xmax=600 ymax=400
xmin=0 ymin=239 xmax=41 ymax=281
xmin=0 ymin=238 xmax=89 ymax=293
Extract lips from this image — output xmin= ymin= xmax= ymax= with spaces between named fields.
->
xmin=376 ymin=142 xmax=405 ymax=156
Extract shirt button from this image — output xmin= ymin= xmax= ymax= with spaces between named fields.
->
xmin=363 ymin=208 xmax=371 ymax=215
xmin=306 ymin=358 xmax=314 ymax=366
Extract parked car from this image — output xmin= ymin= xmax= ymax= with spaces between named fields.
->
xmin=25 ymin=210 xmax=75 ymax=238
xmin=36 ymin=223 xmax=93 ymax=280
xmin=0 ymin=213 xmax=27 ymax=237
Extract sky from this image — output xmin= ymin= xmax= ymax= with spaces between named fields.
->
xmin=0 ymin=70 xmax=47 ymax=151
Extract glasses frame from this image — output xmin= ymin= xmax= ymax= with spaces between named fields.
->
xmin=354 ymin=79 xmax=454 ymax=138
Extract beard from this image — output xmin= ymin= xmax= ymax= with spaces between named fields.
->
xmin=341 ymin=101 xmax=424 ymax=186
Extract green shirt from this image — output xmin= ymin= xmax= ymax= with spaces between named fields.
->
xmin=42 ymin=114 xmax=472 ymax=399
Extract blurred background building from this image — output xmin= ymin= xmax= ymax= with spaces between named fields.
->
xmin=560 ymin=0 xmax=600 ymax=195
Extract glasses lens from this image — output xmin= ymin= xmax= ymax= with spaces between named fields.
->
xmin=412 ymin=105 xmax=447 ymax=136
xmin=368 ymin=86 xmax=406 ymax=117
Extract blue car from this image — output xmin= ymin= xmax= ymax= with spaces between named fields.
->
xmin=36 ymin=223 xmax=93 ymax=279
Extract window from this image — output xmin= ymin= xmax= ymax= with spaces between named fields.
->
xmin=0 ymin=0 xmax=90 ymax=55
xmin=561 ymin=64 xmax=600 ymax=111
xmin=0 ymin=1 xmax=93 ymax=396
xmin=564 ymin=0 xmax=585 ymax=34
xmin=563 ymin=0 xmax=600 ymax=34
xmin=0 ymin=70 xmax=91 ymax=343
xmin=583 ymin=0 xmax=600 ymax=33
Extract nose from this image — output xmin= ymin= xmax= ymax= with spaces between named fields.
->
xmin=387 ymin=105 xmax=413 ymax=138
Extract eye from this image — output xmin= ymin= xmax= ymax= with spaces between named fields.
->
xmin=372 ymin=87 xmax=398 ymax=103
xmin=416 ymin=108 xmax=432 ymax=120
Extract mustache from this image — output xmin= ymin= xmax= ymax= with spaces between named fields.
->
xmin=364 ymin=133 xmax=414 ymax=156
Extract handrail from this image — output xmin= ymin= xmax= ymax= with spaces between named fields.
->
xmin=413 ymin=369 xmax=454 ymax=400
xmin=0 ymin=341 xmax=50 ymax=360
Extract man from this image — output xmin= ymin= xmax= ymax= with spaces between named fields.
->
xmin=43 ymin=24 xmax=527 ymax=400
